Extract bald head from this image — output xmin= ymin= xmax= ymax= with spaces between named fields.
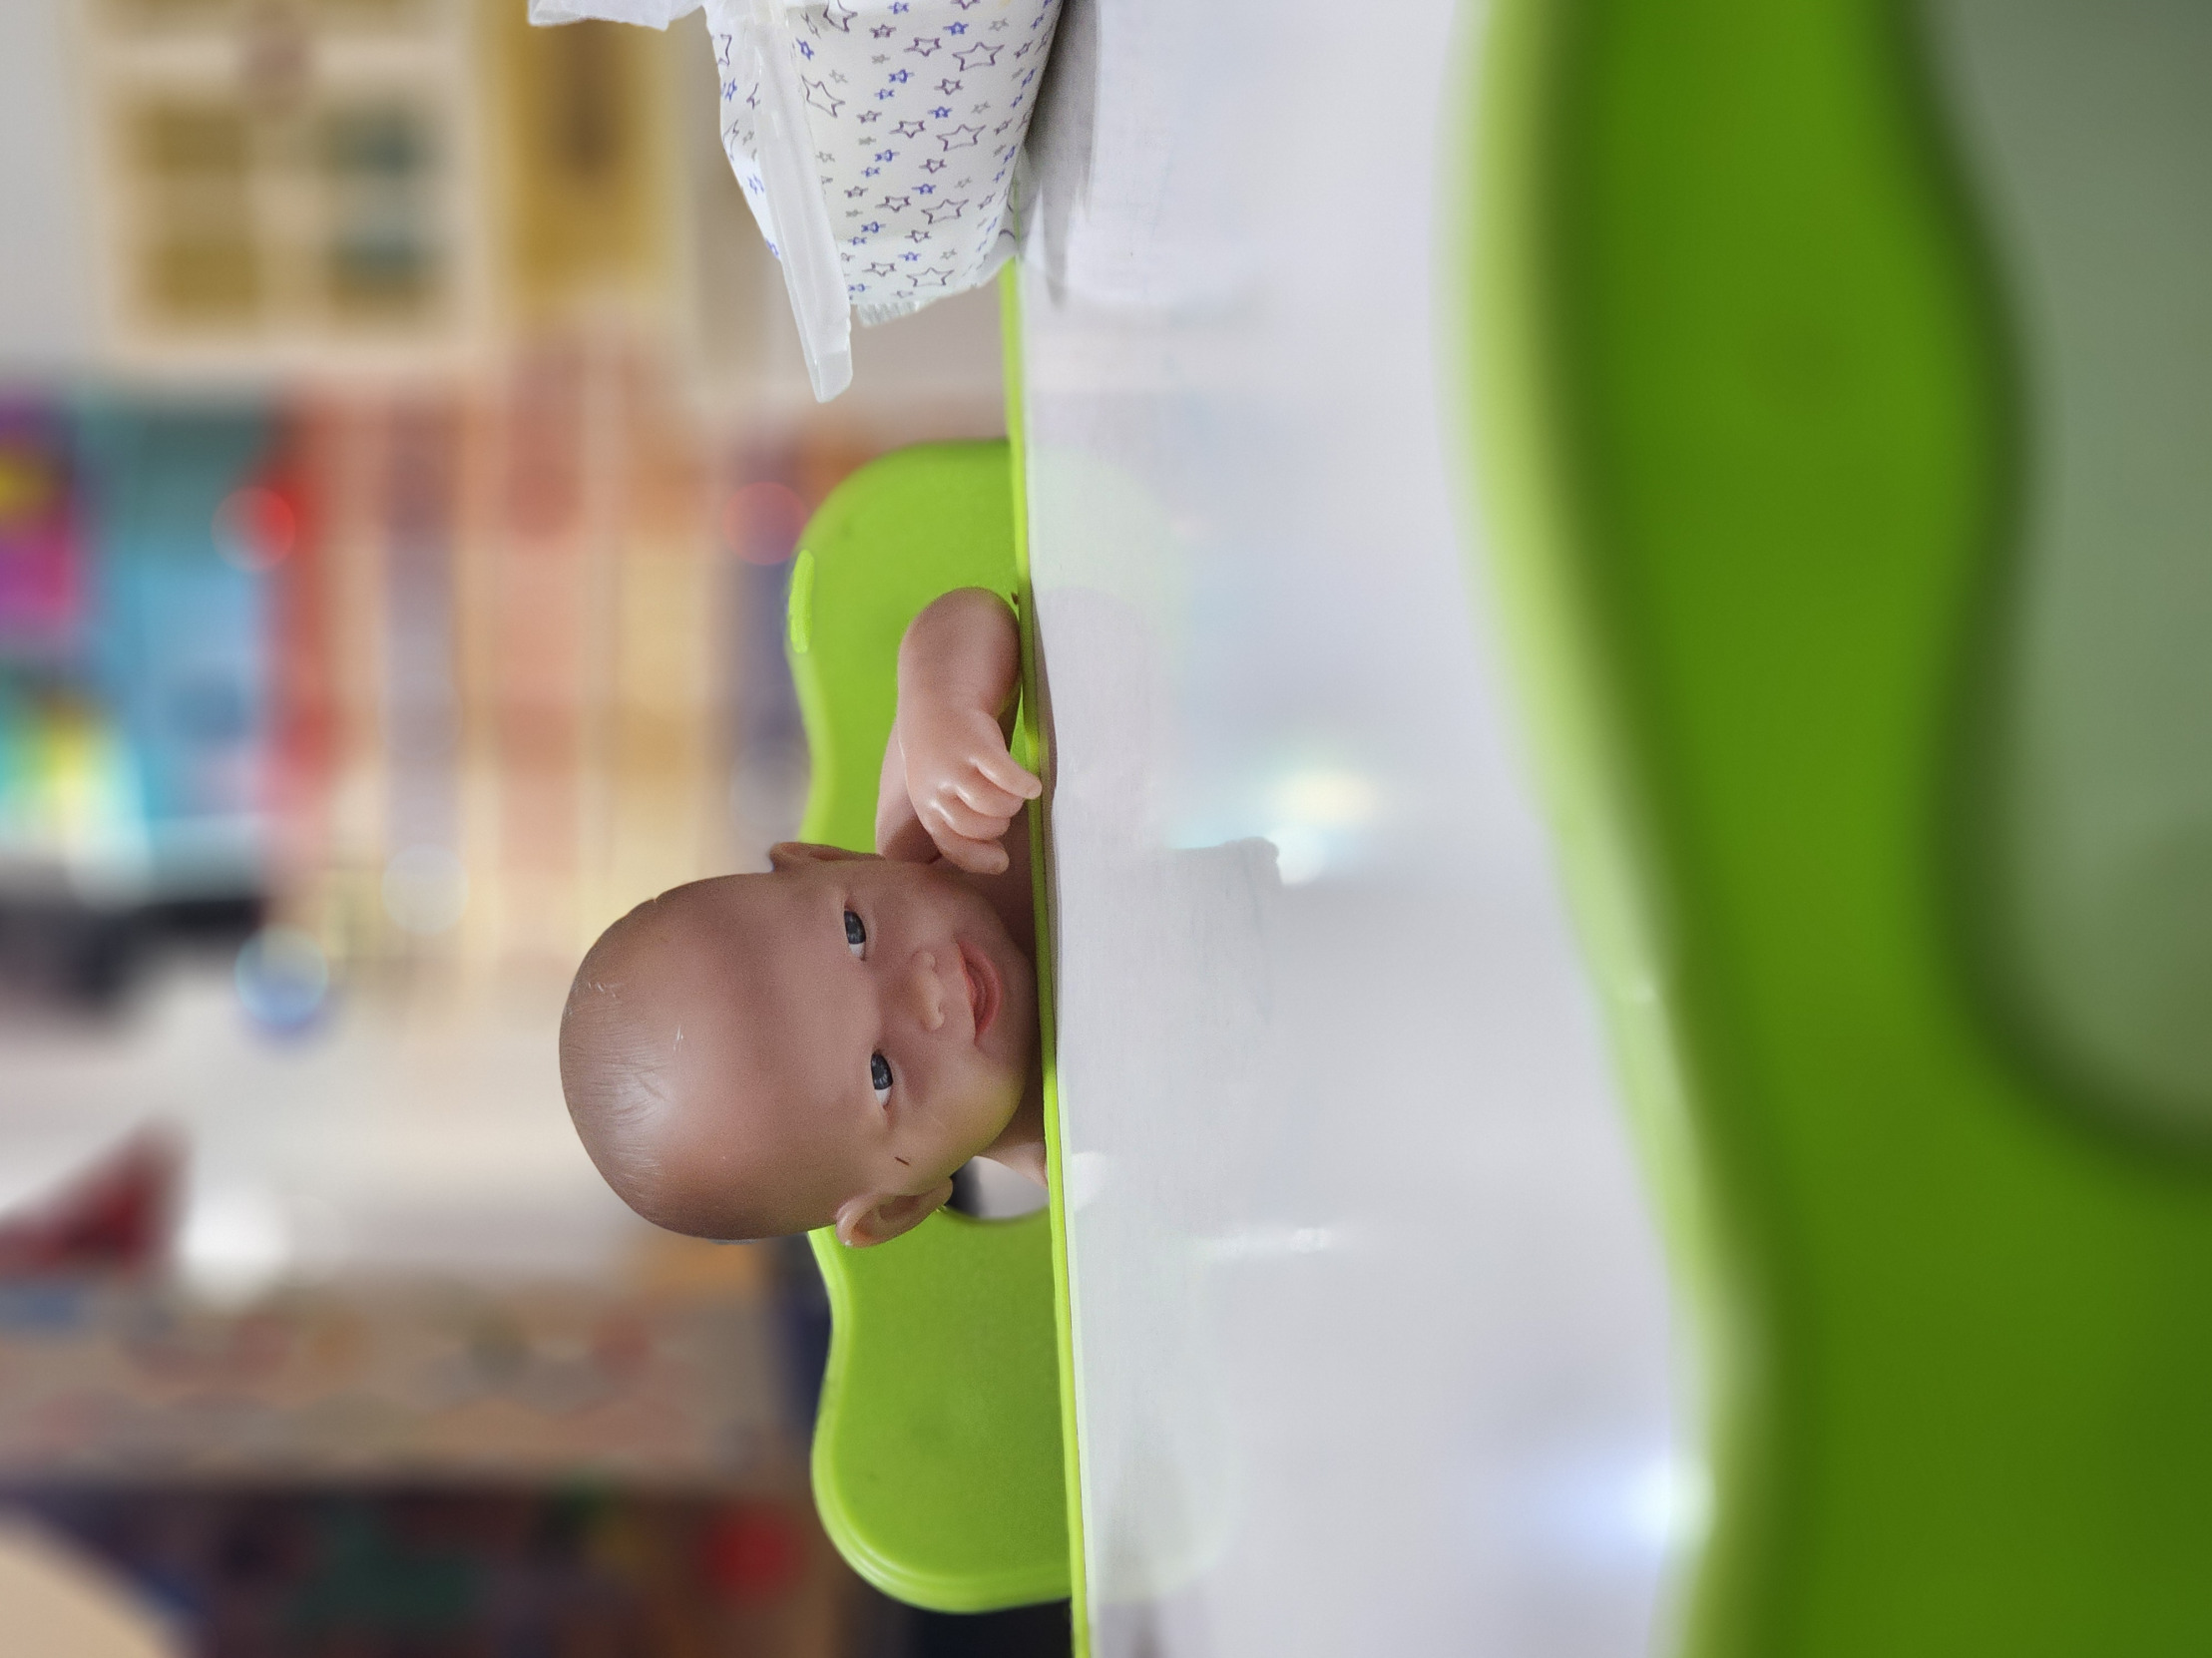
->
xmin=560 ymin=876 xmax=854 ymax=1240
xmin=560 ymin=891 xmax=683 ymax=1226
xmin=559 ymin=844 xmax=1039 ymax=1249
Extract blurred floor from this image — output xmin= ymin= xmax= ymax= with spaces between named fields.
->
xmin=8 ymin=1484 xmax=870 ymax=1657
xmin=0 ymin=1484 xmax=1074 ymax=1656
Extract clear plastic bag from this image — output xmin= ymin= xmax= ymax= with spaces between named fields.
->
xmin=719 ymin=0 xmax=856 ymax=399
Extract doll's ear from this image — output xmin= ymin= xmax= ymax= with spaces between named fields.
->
xmin=768 ymin=841 xmax=877 ymax=872
xmin=834 ymin=1181 xmax=953 ymax=1248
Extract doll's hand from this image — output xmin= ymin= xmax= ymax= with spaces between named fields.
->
xmin=899 ymin=704 xmax=1043 ymax=874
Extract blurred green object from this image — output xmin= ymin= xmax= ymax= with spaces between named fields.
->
xmin=1473 ymin=2 xmax=2212 ymax=1655
xmin=785 ymin=440 xmax=1070 ymax=1613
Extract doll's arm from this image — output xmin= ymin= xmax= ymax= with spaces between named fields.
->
xmin=874 ymin=589 xmax=1042 ymax=873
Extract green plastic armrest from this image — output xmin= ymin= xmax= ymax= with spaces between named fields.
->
xmin=1474 ymin=5 xmax=2212 ymax=1654
xmin=784 ymin=440 xmax=1069 ymax=1612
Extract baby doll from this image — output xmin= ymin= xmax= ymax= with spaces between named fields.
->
xmin=560 ymin=589 xmax=1045 ymax=1248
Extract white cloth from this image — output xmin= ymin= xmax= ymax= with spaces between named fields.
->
xmin=527 ymin=0 xmax=701 ymax=26
xmin=702 ymin=0 xmax=1062 ymax=324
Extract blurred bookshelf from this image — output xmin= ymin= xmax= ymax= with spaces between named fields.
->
xmin=0 ymin=0 xmax=1001 ymax=1387
xmin=0 ymin=6 xmax=1038 ymax=1650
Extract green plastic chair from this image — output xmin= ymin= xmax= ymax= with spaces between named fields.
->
xmin=1474 ymin=4 xmax=2212 ymax=1654
xmin=782 ymin=438 xmax=1073 ymax=1613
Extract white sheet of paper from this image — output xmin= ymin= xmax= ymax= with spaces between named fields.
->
xmin=1019 ymin=2 xmax=1685 ymax=1652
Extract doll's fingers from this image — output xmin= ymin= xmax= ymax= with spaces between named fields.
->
xmin=953 ymin=771 xmax=1027 ymax=821
xmin=925 ymin=789 xmax=1005 ymax=844
xmin=973 ymin=745 xmax=1044 ymax=800
xmin=931 ymin=828 xmax=1010 ymax=876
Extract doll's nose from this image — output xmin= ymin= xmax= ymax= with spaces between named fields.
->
xmin=904 ymin=953 xmax=947 ymax=1033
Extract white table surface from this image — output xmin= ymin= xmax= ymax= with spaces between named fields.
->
xmin=1017 ymin=2 xmax=1684 ymax=1652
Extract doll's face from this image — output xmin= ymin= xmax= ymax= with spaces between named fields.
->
xmin=588 ymin=845 xmax=1036 ymax=1243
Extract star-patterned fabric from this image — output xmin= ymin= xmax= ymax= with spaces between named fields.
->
xmin=702 ymin=0 xmax=1063 ymax=324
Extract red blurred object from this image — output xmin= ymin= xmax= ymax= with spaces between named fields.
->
xmin=700 ymin=1501 xmax=807 ymax=1605
xmin=0 ymin=1127 xmax=182 ymax=1278
xmin=721 ymin=481 xmax=809 ymax=566
xmin=214 ymin=483 xmax=298 ymax=572
xmin=256 ymin=412 xmax=335 ymax=884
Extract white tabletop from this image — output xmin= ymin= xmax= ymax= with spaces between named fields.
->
xmin=1018 ymin=2 xmax=1683 ymax=1652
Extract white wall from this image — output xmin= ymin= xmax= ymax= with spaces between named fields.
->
xmin=0 ymin=0 xmax=96 ymax=377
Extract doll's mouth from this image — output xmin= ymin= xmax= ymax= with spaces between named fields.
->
xmin=958 ymin=942 xmax=1000 ymax=1041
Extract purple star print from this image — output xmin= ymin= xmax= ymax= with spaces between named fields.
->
xmin=715 ymin=0 xmax=1064 ymax=318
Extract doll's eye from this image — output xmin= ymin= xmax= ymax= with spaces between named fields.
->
xmin=870 ymin=1051 xmax=893 ymax=1104
xmin=844 ymin=910 xmax=867 ymax=959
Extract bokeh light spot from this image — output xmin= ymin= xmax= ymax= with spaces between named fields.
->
xmin=234 ymin=925 xmax=332 ymax=1034
xmin=1267 ymin=824 xmax=1327 ymax=886
xmin=179 ymin=1185 xmax=292 ymax=1306
xmin=1272 ymin=766 xmax=1380 ymax=829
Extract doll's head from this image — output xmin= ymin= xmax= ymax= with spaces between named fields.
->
xmin=560 ymin=843 xmax=1037 ymax=1245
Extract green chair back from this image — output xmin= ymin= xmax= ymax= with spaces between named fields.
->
xmin=784 ymin=440 xmax=1069 ymax=1613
